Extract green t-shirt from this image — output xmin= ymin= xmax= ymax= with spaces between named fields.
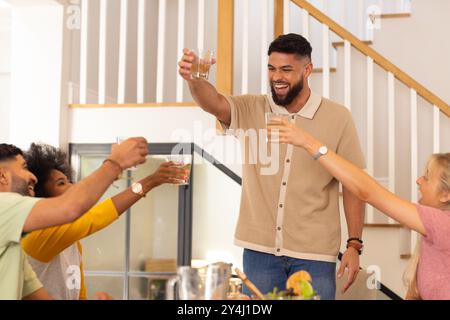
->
xmin=0 ymin=192 xmax=42 ymax=299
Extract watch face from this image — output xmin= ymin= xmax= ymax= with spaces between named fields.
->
xmin=132 ymin=183 xmax=143 ymax=194
xmin=319 ymin=146 xmax=328 ymax=154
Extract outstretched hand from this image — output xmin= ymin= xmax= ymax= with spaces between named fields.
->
xmin=178 ymin=48 xmax=217 ymax=81
xmin=150 ymin=161 xmax=189 ymax=187
xmin=267 ymin=119 xmax=310 ymax=148
xmin=110 ymin=137 xmax=148 ymax=170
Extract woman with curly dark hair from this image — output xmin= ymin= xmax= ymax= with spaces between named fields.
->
xmin=22 ymin=143 xmax=188 ymax=300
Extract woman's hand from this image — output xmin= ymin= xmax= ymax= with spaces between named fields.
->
xmin=268 ymin=119 xmax=310 ymax=148
xmin=149 ymin=161 xmax=189 ymax=187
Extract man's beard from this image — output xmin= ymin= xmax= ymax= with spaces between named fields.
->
xmin=11 ymin=174 xmax=32 ymax=196
xmin=271 ymin=78 xmax=304 ymax=107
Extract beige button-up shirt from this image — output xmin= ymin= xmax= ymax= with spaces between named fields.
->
xmin=222 ymin=92 xmax=365 ymax=262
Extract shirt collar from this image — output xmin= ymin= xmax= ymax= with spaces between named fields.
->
xmin=266 ymin=91 xmax=322 ymax=119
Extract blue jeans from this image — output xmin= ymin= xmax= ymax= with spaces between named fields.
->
xmin=243 ymin=249 xmax=336 ymax=300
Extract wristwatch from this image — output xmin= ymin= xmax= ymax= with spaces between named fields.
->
xmin=131 ymin=182 xmax=145 ymax=197
xmin=313 ymin=146 xmax=328 ymax=160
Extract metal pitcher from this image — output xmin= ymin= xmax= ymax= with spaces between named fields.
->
xmin=166 ymin=262 xmax=232 ymax=300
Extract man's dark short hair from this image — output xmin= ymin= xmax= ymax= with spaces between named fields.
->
xmin=25 ymin=143 xmax=73 ymax=197
xmin=268 ymin=33 xmax=312 ymax=60
xmin=0 ymin=144 xmax=24 ymax=162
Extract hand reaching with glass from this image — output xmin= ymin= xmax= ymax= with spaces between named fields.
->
xmin=109 ymin=137 xmax=148 ymax=170
xmin=178 ymin=48 xmax=216 ymax=81
xmin=149 ymin=161 xmax=190 ymax=187
xmin=267 ymin=118 xmax=311 ymax=147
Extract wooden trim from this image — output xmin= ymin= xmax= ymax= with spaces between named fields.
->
xmin=364 ymin=223 xmax=403 ymax=228
xmin=69 ymin=102 xmax=198 ymax=109
xmin=289 ymin=0 xmax=450 ymax=117
xmin=332 ymin=40 xmax=372 ymax=49
xmin=217 ymin=0 xmax=234 ymax=96
xmin=216 ymin=0 xmax=234 ymax=133
xmin=379 ymin=13 xmax=411 ymax=19
xmin=274 ymin=0 xmax=284 ymax=39
xmin=312 ymin=67 xmax=336 ymax=73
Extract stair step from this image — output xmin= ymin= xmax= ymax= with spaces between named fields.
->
xmin=364 ymin=223 xmax=403 ymax=228
xmin=312 ymin=67 xmax=337 ymax=73
xmin=379 ymin=13 xmax=411 ymax=19
xmin=332 ymin=40 xmax=373 ymax=49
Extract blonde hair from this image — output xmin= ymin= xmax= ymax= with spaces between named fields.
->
xmin=403 ymin=153 xmax=450 ymax=299
xmin=431 ymin=153 xmax=450 ymax=207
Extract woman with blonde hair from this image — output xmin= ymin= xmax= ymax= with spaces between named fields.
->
xmin=271 ymin=119 xmax=450 ymax=300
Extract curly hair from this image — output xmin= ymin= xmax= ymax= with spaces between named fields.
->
xmin=25 ymin=143 xmax=73 ymax=197
xmin=268 ymin=33 xmax=312 ymax=60
xmin=0 ymin=144 xmax=24 ymax=162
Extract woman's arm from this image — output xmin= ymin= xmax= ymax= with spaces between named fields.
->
xmin=274 ymin=121 xmax=426 ymax=236
xmin=111 ymin=161 xmax=188 ymax=214
xmin=22 ymin=162 xmax=189 ymax=262
xmin=23 ymin=138 xmax=148 ymax=232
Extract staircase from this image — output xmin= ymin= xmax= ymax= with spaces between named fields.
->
xmin=66 ymin=0 xmax=450 ymax=299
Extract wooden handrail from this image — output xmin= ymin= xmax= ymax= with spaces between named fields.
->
xmin=289 ymin=0 xmax=450 ymax=117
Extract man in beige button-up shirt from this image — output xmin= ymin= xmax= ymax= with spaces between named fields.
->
xmin=178 ymin=34 xmax=366 ymax=300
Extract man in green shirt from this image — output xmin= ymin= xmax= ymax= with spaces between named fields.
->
xmin=0 ymin=139 xmax=148 ymax=299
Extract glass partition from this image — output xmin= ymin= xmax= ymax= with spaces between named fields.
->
xmin=191 ymin=152 xmax=243 ymax=270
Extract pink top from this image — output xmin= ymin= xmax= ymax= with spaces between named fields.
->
xmin=416 ymin=204 xmax=450 ymax=300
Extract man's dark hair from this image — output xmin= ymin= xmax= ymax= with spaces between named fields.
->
xmin=0 ymin=144 xmax=23 ymax=162
xmin=268 ymin=33 xmax=312 ymax=60
xmin=25 ymin=143 xmax=73 ymax=197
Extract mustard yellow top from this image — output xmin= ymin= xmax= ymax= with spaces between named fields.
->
xmin=21 ymin=198 xmax=119 ymax=300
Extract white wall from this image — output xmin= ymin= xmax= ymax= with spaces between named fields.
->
xmin=0 ymin=7 xmax=11 ymax=142
xmin=9 ymin=1 xmax=64 ymax=149
xmin=69 ymin=106 xmax=243 ymax=175
xmin=372 ymin=0 xmax=450 ymax=104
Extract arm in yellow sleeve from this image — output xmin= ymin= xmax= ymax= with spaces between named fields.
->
xmin=22 ymin=198 xmax=119 ymax=263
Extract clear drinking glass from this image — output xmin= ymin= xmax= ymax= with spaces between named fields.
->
xmin=265 ymin=113 xmax=291 ymax=143
xmin=115 ymin=137 xmax=136 ymax=182
xmin=165 ymin=154 xmax=192 ymax=186
xmin=190 ymin=49 xmax=214 ymax=80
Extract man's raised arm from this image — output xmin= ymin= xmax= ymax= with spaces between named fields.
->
xmin=178 ymin=48 xmax=232 ymax=126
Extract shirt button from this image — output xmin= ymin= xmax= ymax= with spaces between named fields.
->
xmin=282 ymin=182 xmax=287 ymax=186
xmin=291 ymin=115 xmax=295 ymax=120
xmin=286 ymin=159 xmax=290 ymax=163
xmin=279 ymin=204 xmax=283 ymax=208
xmin=277 ymin=227 xmax=281 ymax=231
xmin=277 ymin=248 xmax=281 ymax=252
